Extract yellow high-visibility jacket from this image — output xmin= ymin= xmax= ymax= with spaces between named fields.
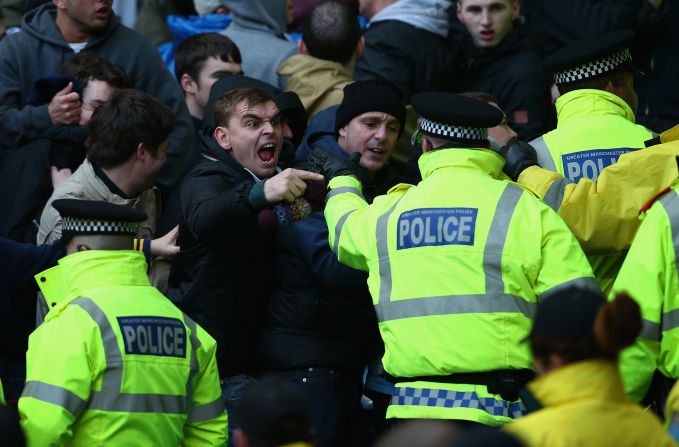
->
xmin=611 ymin=183 xmax=679 ymax=403
xmin=506 ymin=360 xmax=675 ymax=447
xmin=518 ymin=140 xmax=679 ymax=254
xmin=324 ymin=148 xmax=596 ymax=426
xmin=19 ymin=250 xmax=227 ymax=447
xmin=529 ymin=89 xmax=654 ymax=294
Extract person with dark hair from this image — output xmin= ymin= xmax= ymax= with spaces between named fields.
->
xmin=0 ymin=1 xmax=194 ymax=190
xmin=19 ymin=199 xmax=227 ymax=446
xmin=354 ymin=0 xmax=463 ymax=102
xmin=233 ymin=378 xmax=315 ymax=447
xmin=318 ymin=91 xmax=596 ymax=426
xmin=505 ymin=288 xmax=674 ymax=446
xmin=0 ymin=51 xmax=131 ymax=244
xmin=175 ymin=32 xmax=243 ymax=122
xmin=277 ymin=0 xmax=363 ymax=117
xmin=176 ymin=86 xmax=322 ymax=440
xmin=37 ymin=89 xmax=175 ymax=250
xmin=451 ymin=0 xmax=552 ymax=141
xmin=258 ymin=80 xmax=413 ymax=447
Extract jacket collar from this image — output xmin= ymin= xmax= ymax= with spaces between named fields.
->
xmin=417 ymin=147 xmax=506 ymax=180
xmin=555 ymin=89 xmax=635 ymax=124
xmin=529 ymin=359 xmax=628 ymax=408
xmin=37 ymin=250 xmax=149 ymax=312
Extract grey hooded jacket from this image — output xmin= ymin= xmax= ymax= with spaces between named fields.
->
xmin=222 ymin=0 xmax=297 ymax=90
xmin=0 ymin=3 xmax=193 ymax=189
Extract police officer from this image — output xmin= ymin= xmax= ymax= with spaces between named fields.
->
xmin=528 ymin=30 xmax=654 ymax=293
xmin=611 ymin=183 xmax=679 ymax=407
xmin=320 ymin=92 xmax=597 ymax=426
xmin=19 ymin=199 xmax=227 ymax=446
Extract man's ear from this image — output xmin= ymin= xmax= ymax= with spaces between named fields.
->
xmin=512 ymin=0 xmax=521 ymax=20
xmin=214 ymin=126 xmax=231 ymax=151
xmin=180 ymin=73 xmax=197 ymax=95
xmin=298 ymin=39 xmax=308 ymax=54
xmin=136 ymin=142 xmax=147 ymax=161
xmin=355 ymin=36 xmax=365 ymax=59
xmin=456 ymin=1 xmax=464 ymax=21
xmin=421 ymin=136 xmax=432 ymax=153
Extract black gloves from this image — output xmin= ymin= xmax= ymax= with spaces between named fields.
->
xmin=307 ymin=149 xmax=367 ymax=183
xmin=500 ymin=139 xmax=539 ymax=181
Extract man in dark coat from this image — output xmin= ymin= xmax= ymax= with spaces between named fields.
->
xmin=174 ymin=86 xmax=322 ymax=439
xmin=452 ymin=0 xmax=553 ymax=141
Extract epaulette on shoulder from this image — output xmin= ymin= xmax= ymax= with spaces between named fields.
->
xmin=640 ymin=186 xmax=672 ymax=213
xmin=507 ymin=180 xmax=540 ymax=198
xmin=387 ymin=183 xmax=414 ymax=194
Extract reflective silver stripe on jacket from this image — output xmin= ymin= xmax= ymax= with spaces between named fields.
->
xmin=660 ymin=191 xmax=679 ymax=334
xmin=327 ymin=186 xmax=365 ymax=202
xmin=21 ymin=380 xmax=86 ymax=416
xmin=375 ymin=184 xmax=536 ymax=322
xmin=543 ymin=177 xmax=573 ymax=211
xmin=334 ymin=210 xmax=357 ymax=255
xmin=71 ymin=297 xmax=196 ymax=414
xmin=531 ymin=136 xmax=557 ymax=172
xmin=187 ymin=397 xmax=226 ymax=423
xmin=391 ymin=386 xmax=526 ymax=419
xmin=538 ymin=277 xmax=601 ymax=304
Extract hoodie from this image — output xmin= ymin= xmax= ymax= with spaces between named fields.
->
xmin=222 ymin=0 xmax=298 ymax=90
xmin=371 ymin=0 xmax=452 ymax=38
xmin=0 ymin=4 xmax=193 ymax=189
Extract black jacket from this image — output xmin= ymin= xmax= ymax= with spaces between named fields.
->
xmin=354 ymin=20 xmax=464 ymax=102
xmin=451 ymin=17 xmax=554 ymax=141
xmin=258 ymin=212 xmax=380 ymax=374
xmin=170 ymin=136 xmax=275 ymax=377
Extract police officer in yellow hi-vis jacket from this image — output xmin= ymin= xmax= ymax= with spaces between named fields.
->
xmin=19 ymin=199 xmax=227 ymax=446
xmin=527 ymin=31 xmax=654 ymax=294
xmin=317 ymin=92 xmax=597 ymax=426
xmin=611 ymin=182 xmax=679 ymax=407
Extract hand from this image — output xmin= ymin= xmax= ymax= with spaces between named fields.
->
xmin=47 ymin=82 xmax=81 ymax=125
xmin=307 ymin=149 xmax=366 ymax=183
xmin=50 ymin=166 xmax=72 ymax=188
xmin=264 ymin=168 xmax=324 ymax=203
xmin=500 ymin=139 xmax=538 ymax=181
xmin=150 ymin=226 xmax=180 ymax=258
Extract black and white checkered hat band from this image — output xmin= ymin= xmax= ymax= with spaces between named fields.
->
xmin=62 ymin=216 xmax=137 ymax=235
xmin=554 ymin=49 xmax=632 ymax=84
xmin=420 ymin=117 xmax=487 ymax=141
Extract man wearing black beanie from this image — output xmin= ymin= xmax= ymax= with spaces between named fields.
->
xmin=334 ymin=80 xmax=407 ymax=173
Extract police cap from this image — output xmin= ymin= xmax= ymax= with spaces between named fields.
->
xmin=52 ymin=199 xmax=147 ymax=237
xmin=530 ymin=286 xmax=605 ymax=341
xmin=543 ymin=30 xmax=635 ymax=86
xmin=411 ymin=92 xmax=503 ymax=143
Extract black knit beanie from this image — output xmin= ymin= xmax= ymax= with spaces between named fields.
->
xmin=335 ymin=80 xmax=406 ymax=137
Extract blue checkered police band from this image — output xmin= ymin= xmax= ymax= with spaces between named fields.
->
xmin=420 ymin=118 xmax=488 ymax=141
xmin=554 ymin=49 xmax=632 ymax=84
xmin=62 ymin=217 xmax=137 ymax=235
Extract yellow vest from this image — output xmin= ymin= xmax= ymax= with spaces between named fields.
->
xmin=19 ymin=250 xmax=227 ymax=446
xmin=531 ymin=89 xmax=654 ymax=294
xmin=612 ymin=183 xmax=679 ymax=403
xmin=325 ymin=149 xmax=596 ymax=425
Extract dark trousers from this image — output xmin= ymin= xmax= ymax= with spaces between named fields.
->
xmin=263 ymin=368 xmax=368 ymax=447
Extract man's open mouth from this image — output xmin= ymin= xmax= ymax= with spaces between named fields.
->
xmin=258 ymin=143 xmax=276 ymax=162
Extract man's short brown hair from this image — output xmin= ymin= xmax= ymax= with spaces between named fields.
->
xmin=213 ymin=88 xmax=276 ymax=127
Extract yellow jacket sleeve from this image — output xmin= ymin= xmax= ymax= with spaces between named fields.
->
xmin=183 ymin=324 xmax=228 ymax=447
xmin=610 ymin=195 xmax=676 ymax=402
xmin=19 ymin=306 xmax=97 ymax=447
xmin=518 ymin=142 xmax=679 ymax=254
